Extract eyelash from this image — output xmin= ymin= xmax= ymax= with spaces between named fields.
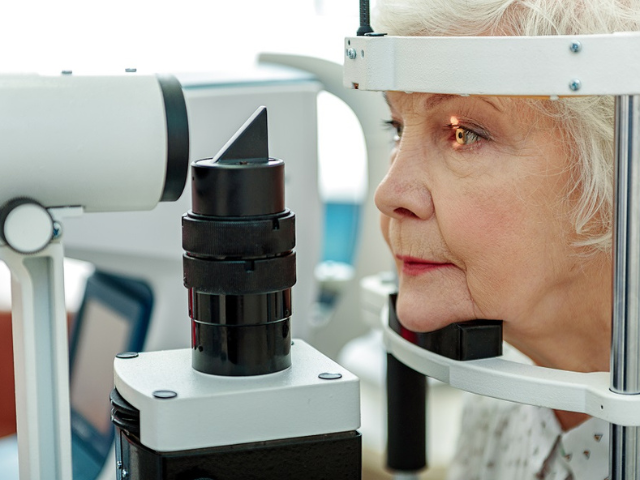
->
xmin=382 ymin=119 xmax=402 ymax=142
xmin=382 ymin=119 xmax=489 ymax=148
xmin=447 ymin=123 xmax=489 ymax=147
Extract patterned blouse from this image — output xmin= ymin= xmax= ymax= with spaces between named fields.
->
xmin=446 ymin=387 xmax=610 ymax=479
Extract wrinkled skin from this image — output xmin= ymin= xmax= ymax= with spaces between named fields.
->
xmin=375 ymin=91 xmax=610 ymax=378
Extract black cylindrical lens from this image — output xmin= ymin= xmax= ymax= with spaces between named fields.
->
xmin=182 ymin=107 xmax=296 ymax=376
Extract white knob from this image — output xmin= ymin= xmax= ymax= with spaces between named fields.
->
xmin=1 ymin=199 xmax=54 ymax=254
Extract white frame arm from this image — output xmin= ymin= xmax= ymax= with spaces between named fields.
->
xmin=0 ymin=207 xmax=81 ymax=480
xmin=383 ymin=322 xmax=640 ymax=426
xmin=344 ymin=33 xmax=640 ymax=96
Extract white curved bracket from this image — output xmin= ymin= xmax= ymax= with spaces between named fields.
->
xmin=383 ymin=322 xmax=640 ymax=427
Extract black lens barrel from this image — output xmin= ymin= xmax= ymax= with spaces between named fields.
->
xmin=191 ymin=158 xmax=285 ymax=217
xmin=183 ymin=107 xmax=296 ymax=376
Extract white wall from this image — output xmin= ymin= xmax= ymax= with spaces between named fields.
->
xmin=0 ymin=0 xmax=364 ymax=73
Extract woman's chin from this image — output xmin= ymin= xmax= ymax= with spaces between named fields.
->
xmin=395 ymin=293 xmax=472 ymax=333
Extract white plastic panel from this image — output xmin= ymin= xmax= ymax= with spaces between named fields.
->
xmin=344 ymin=32 xmax=640 ymax=96
xmin=114 ymin=340 xmax=360 ymax=452
xmin=0 ymin=74 xmax=167 ymax=212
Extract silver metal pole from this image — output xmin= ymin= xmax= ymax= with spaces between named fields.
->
xmin=610 ymin=94 xmax=640 ymax=480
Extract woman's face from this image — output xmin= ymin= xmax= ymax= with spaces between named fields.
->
xmin=375 ymin=91 xmax=581 ymax=335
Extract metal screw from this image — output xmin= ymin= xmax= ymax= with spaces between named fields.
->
xmin=570 ymin=41 xmax=582 ymax=53
xmin=122 ymin=469 xmax=129 ymax=479
xmin=52 ymin=221 xmax=62 ymax=240
xmin=569 ymin=79 xmax=582 ymax=92
xmin=61 ymin=70 xmax=72 ymax=75
xmin=318 ymin=372 xmax=342 ymax=380
xmin=116 ymin=352 xmax=139 ymax=359
xmin=125 ymin=68 xmax=137 ymax=73
xmin=116 ymin=461 xmax=123 ymax=470
xmin=153 ymin=390 xmax=178 ymax=399
xmin=347 ymin=48 xmax=357 ymax=60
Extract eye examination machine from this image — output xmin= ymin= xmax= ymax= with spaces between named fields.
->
xmin=3 ymin=0 xmax=640 ymax=478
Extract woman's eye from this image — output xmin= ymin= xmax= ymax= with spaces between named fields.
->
xmin=454 ymin=127 xmax=481 ymax=146
xmin=383 ymin=119 xmax=403 ymax=142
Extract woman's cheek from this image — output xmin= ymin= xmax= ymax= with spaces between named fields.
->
xmin=380 ymin=213 xmax=391 ymax=248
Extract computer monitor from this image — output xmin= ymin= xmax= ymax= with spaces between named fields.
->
xmin=68 ymin=271 xmax=152 ymax=480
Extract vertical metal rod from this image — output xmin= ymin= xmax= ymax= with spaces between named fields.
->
xmin=386 ymin=353 xmax=427 ymax=475
xmin=357 ymin=0 xmax=374 ymax=36
xmin=610 ymin=94 xmax=640 ymax=480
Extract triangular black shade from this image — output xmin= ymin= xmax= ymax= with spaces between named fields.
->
xmin=213 ymin=106 xmax=269 ymax=163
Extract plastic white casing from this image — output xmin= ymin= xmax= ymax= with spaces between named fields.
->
xmin=343 ymin=32 xmax=640 ymax=96
xmin=0 ymin=74 xmax=168 ymax=212
xmin=113 ymin=340 xmax=360 ymax=452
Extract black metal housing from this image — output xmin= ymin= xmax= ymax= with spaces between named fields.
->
xmin=191 ymin=318 xmax=291 ymax=376
xmin=182 ymin=210 xmax=295 ymax=258
xmin=191 ymin=159 xmax=285 ymax=217
xmin=183 ymin=107 xmax=296 ymax=376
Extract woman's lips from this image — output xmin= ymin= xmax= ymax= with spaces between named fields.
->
xmin=397 ymin=255 xmax=454 ymax=276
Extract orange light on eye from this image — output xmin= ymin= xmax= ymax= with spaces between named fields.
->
xmin=450 ymin=116 xmax=465 ymax=144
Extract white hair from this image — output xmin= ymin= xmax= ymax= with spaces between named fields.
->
xmin=374 ymin=0 xmax=640 ymax=253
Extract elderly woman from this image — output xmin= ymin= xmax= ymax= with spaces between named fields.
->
xmin=372 ymin=1 xmax=639 ymax=479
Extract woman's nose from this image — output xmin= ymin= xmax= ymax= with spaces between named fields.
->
xmin=374 ymin=147 xmax=435 ymax=221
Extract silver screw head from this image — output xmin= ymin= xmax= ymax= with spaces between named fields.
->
xmin=318 ymin=372 xmax=342 ymax=380
xmin=569 ymin=79 xmax=582 ymax=92
xmin=347 ymin=48 xmax=357 ymax=60
xmin=153 ymin=390 xmax=177 ymax=399
xmin=570 ymin=41 xmax=582 ymax=53
xmin=116 ymin=352 xmax=139 ymax=359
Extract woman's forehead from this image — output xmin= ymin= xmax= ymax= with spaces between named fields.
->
xmin=384 ymin=91 xmax=510 ymax=115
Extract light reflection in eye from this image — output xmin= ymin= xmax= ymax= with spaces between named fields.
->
xmin=449 ymin=116 xmax=481 ymax=146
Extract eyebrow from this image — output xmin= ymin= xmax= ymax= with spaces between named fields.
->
xmin=383 ymin=92 xmax=504 ymax=114
xmin=424 ymin=93 xmax=457 ymax=111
